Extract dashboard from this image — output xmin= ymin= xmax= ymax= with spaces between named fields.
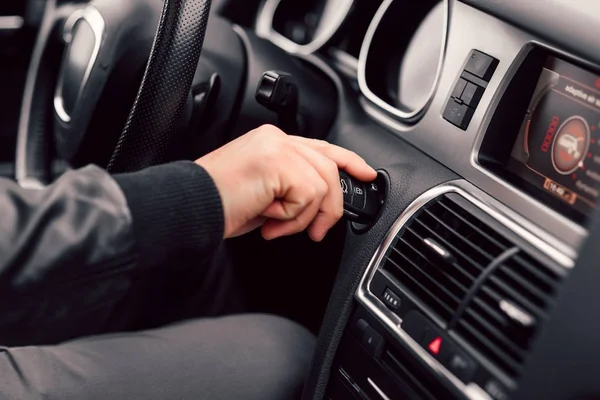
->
xmin=250 ymin=0 xmax=600 ymax=252
xmin=251 ymin=0 xmax=597 ymax=251
xmin=215 ymin=1 xmax=600 ymax=399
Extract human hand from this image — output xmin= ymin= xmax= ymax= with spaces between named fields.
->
xmin=195 ymin=125 xmax=377 ymax=242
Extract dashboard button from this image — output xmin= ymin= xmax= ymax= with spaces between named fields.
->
xmin=464 ymin=50 xmax=498 ymax=82
xmin=354 ymin=319 xmax=369 ymax=341
xmin=351 ymin=183 xmax=366 ymax=209
xmin=382 ymin=287 xmax=401 ymax=310
xmin=442 ymin=342 xmax=477 ymax=382
xmin=443 ymin=99 xmax=475 ymax=130
xmin=421 ymin=329 xmax=446 ymax=360
xmin=340 ymin=174 xmax=353 ymax=204
xmin=461 ymin=82 xmax=485 ymax=108
xmin=362 ymin=326 xmax=385 ymax=358
xmin=451 ymin=78 xmax=468 ymax=99
xmin=402 ymin=311 xmax=431 ymax=343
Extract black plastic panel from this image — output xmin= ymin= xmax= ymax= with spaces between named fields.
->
xmin=326 ymin=306 xmax=457 ymax=400
xmin=302 ymin=76 xmax=458 ymax=399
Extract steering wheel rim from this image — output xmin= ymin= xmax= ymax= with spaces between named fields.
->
xmin=16 ymin=0 xmax=212 ymax=186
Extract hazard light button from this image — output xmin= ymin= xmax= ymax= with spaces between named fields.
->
xmin=420 ymin=329 xmax=448 ymax=360
xmin=428 ymin=336 xmax=443 ymax=355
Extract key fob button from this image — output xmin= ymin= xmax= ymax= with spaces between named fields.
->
xmin=340 ymin=174 xmax=353 ymax=204
xmin=351 ymin=184 xmax=366 ymax=209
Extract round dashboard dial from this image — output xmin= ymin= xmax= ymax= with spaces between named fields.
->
xmin=358 ymin=0 xmax=448 ymax=123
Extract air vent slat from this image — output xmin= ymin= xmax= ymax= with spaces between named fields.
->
xmin=498 ymin=265 xmax=554 ymax=306
xmin=458 ymin=251 xmax=563 ymax=380
xmin=383 ymin=256 xmax=456 ymax=317
xmin=511 ymin=254 xmax=560 ymax=292
xmin=472 ymin=296 xmax=508 ymax=328
xmin=438 ymin=198 xmax=511 ymax=252
xmin=421 ymin=209 xmax=495 ymax=265
xmin=401 ymin=230 xmax=471 ymax=294
xmin=390 ymin=244 xmax=462 ymax=306
xmin=485 ymin=276 xmax=545 ymax=314
xmin=411 ymin=220 xmax=482 ymax=281
xmin=457 ymin=319 xmax=524 ymax=377
xmin=463 ymin=307 xmax=527 ymax=360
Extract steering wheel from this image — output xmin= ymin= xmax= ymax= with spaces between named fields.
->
xmin=15 ymin=0 xmax=212 ymax=188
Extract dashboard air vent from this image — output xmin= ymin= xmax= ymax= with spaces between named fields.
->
xmin=454 ymin=251 xmax=562 ymax=378
xmin=381 ymin=195 xmax=512 ymax=323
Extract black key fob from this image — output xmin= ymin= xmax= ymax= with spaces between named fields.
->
xmin=339 ymin=170 xmax=385 ymax=224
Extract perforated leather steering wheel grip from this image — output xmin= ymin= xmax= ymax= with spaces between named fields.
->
xmin=107 ymin=0 xmax=212 ymax=173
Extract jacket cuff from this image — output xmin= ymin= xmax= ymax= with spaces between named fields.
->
xmin=113 ymin=161 xmax=224 ymax=270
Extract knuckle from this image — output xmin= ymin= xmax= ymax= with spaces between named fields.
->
xmin=326 ymin=159 xmax=339 ymax=177
xmin=259 ymin=124 xmax=285 ymax=137
xmin=305 ymin=185 xmax=319 ymax=200
xmin=332 ymin=204 xmax=344 ymax=220
xmin=316 ymin=179 xmax=328 ymax=197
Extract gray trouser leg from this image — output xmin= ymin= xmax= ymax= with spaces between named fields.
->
xmin=0 ymin=314 xmax=315 ymax=400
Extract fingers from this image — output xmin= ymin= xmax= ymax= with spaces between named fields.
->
xmin=249 ymin=130 xmax=377 ymax=242
xmin=261 ymin=153 xmax=327 ymax=240
xmin=293 ymin=144 xmax=344 ymax=241
xmin=290 ymin=136 xmax=377 ymax=182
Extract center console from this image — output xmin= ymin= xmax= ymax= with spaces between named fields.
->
xmin=321 ymin=40 xmax=600 ymax=400
xmin=298 ymin=1 xmax=600 ymax=399
xmin=325 ymin=180 xmax=570 ymax=400
xmin=322 ymin=42 xmax=600 ymax=400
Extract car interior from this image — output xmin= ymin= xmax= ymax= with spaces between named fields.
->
xmin=2 ymin=0 xmax=600 ymax=399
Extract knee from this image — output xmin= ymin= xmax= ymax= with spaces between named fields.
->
xmin=233 ymin=314 xmax=316 ymax=399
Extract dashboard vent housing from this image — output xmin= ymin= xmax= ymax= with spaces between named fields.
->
xmin=381 ymin=195 xmax=512 ymax=323
xmin=376 ymin=193 xmax=565 ymax=381
xmin=454 ymin=251 xmax=562 ymax=378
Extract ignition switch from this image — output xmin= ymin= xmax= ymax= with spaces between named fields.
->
xmin=339 ymin=170 xmax=387 ymax=225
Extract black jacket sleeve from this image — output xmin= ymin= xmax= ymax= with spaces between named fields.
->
xmin=0 ymin=161 xmax=224 ymax=296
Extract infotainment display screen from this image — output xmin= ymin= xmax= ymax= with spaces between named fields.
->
xmin=505 ymin=56 xmax=600 ymax=220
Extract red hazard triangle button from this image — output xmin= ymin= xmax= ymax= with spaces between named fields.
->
xmin=428 ymin=336 xmax=442 ymax=355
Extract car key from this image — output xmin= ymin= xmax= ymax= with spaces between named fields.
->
xmin=339 ymin=170 xmax=385 ymax=224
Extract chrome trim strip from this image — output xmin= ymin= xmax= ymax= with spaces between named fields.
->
xmin=0 ymin=16 xmax=24 ymax=32
xmin=357 ymin=0 xmax=449 ymax=122
xmin=367 ymin=377 xmax=392 ymax=400
xmin=54 ymin=6 xmax=105 ymax=124
xmin=61 ymin=9 xmax=85 ymax=43
xmin=356 ymin=180 xmax=575 ymax=400
xmin=255 ymin=0 xmax=354 ymax=55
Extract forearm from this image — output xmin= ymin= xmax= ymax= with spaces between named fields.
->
xmin=0 ymin=161 xmax=224 ymax=296
xmin=113 ymin=161 xmax=224 ymax=270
